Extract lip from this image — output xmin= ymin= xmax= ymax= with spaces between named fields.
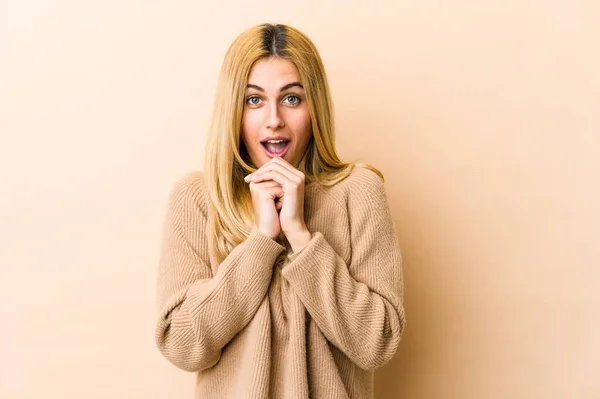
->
xmin=261 ymin=140 xmax=291 ymax=158
xmin=260 ymin=135 xmax=289 ymax=143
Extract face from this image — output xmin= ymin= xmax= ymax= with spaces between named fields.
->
xmin=241 ymin=57 xmax=312 ymax=169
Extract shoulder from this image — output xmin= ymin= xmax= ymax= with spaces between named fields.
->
xmin=315 ymin=165 xmax=386 ymax=211
xmin=333 ymin=165 xmax=386 ymax=200
xmin=343 ymin=165 xmax=384 ymax=190
xmin=167 ymin=170 xmax=210 ymax=217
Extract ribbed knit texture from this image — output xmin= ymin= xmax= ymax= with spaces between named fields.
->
xmin=155 ymin=166 xmax=405 ymax=398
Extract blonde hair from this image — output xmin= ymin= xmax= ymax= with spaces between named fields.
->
xmin=204 ymin=23 xmax=382 ymax=263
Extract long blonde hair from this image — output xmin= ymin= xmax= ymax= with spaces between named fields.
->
xmin=204 ymin=23 xmax=382 ymax=263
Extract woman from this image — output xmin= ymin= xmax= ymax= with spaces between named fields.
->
xmin=155 ymin=23 xmax=405 ymax=398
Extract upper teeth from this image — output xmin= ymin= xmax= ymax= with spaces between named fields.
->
xmin=266 ymin=140 xmax=285 ymax=143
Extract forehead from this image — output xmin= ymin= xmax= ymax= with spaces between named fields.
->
xmin=247 ymin=58 xmax=301 ymax=87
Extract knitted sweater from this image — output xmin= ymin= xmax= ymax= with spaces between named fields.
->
xmin=155 ymin=166 xmax=405 ymax=398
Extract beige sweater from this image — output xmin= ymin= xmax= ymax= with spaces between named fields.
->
xmin=155 ymin=166 xmax=405 ymax=398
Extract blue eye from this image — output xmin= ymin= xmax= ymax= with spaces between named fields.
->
xmin=246 ymin=96 xmax=261 ymax=106
xmin=284 ymin=95 xmax=301 ymax=105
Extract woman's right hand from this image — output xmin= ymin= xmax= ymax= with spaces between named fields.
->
xmin=248 ymin=180 xmax=283 ymax=240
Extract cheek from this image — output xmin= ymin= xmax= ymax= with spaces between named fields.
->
xmin=293 ymin=112 xmax=312 ymax=145
xmin=241 ymin=112 xmax=260 ymax=143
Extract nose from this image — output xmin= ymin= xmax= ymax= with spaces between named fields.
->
xmin=265 ymin=102 xmax=284 ymax=130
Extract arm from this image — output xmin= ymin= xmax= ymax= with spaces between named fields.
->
xmin=280 ymin=171 xmax=405 ymax=370
xmin=155 ymin=173 xmax=284 ymax=372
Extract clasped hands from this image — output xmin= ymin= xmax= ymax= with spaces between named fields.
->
xmin=244 ymin=157 xmax=311 ymax=253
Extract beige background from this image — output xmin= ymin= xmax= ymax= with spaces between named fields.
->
xmin=1 ymin=1 xmax=599 ymax=398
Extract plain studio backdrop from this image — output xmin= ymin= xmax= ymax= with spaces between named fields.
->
xmin=1 ymin=1 xmax=598 ymax=398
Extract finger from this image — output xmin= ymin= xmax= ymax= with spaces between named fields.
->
xmin=250 ymin=180 xmax=280 ymax=188
xmin=244 ymin=165 xmax=269 ymax=182
xmin=248 ymin=175 xmax=281 ymax=187
xmin=269 ymin=157 xmax=304 ymax=179
xmin=250 ymin=170 xmax=292 ymax=186
xmin=265 ymin=185 xmax=284 ymax=201
xmin=245 ymin=158 xmax=301 ymax=182
xmin=268 ymin=160 xmax=301 ymax=178
xmin=248 ymin=180 xmax=281 ymax=193
xmin=251 ymin=163 xmax=301 ymax=184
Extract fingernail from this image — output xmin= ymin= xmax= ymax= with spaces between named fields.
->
xmin=244 ymin=174 xmax=252 ymax=181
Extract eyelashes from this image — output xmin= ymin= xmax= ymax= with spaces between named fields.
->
xmin=245 ymin=94 xmax=302 ymax=107
xmin=284 ymin=95 xmax=301 ymax=106
xmin=246 ymin=96 xmax=261 ymax=106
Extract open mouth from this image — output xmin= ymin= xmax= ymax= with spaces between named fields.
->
xmin=261 ymin=139 xmax=290 ymax=157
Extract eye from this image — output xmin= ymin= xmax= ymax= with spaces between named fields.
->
xmin=246 ymin=96 xmax=262 ymax=106
xmin=283 ymin=94 xmax=301 ymax=106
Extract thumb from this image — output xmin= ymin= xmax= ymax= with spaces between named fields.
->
xmin=275 ymin=197 xmax=284 ymax=210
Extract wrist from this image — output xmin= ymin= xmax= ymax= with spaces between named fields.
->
xmin=286 ymin=227 xmax=312 ymax=253
xmin=257 ymin=226 xmax=279 ymax=241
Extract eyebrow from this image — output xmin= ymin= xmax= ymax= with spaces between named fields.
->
xmin=246 ymin=82 xmax=304 ymax=92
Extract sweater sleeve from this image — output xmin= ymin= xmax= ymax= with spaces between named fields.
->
xmin=155 ymin=173 xmax=285 ymax=372
xmin=280 ymin=170 xmax=405 ymax=370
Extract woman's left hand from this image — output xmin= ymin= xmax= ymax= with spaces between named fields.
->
xmin=244 ymin=157 xmax=311 ymax=253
